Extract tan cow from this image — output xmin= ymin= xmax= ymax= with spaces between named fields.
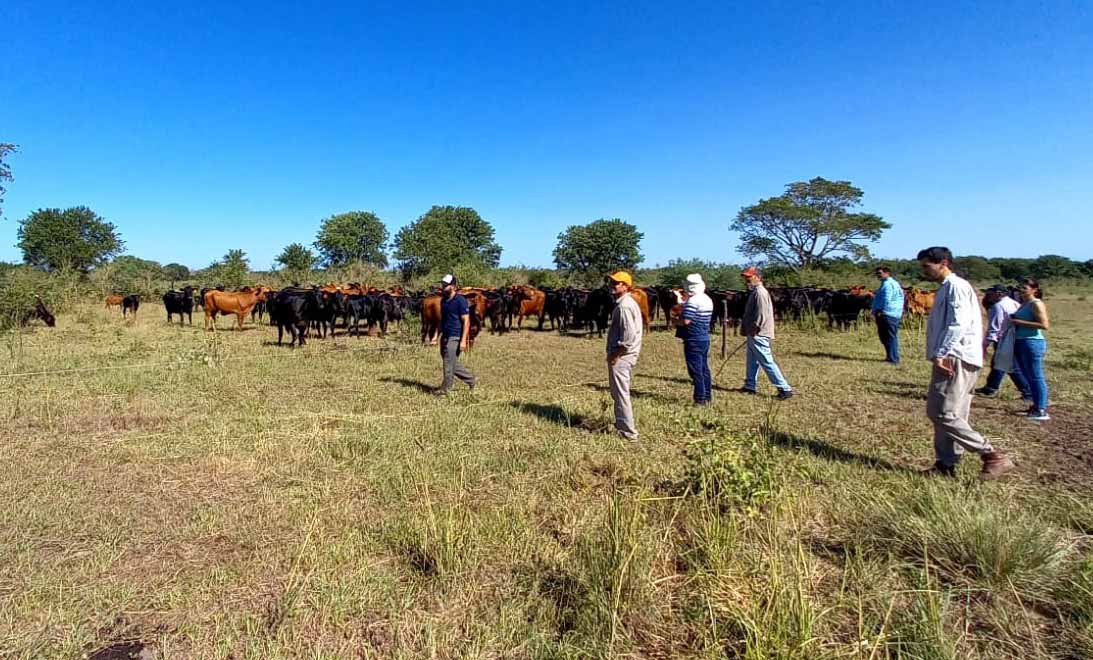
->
xmin=204 ymin=286 xmax=270 ymax=330
xmin=105 ymin=294 xmax=124 ymax=310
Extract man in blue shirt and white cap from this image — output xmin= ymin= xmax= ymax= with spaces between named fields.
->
xmin=437 ymin=273 xmax=476 ymax=394
xmin=871 ymin=266 xmax=905 ymax=364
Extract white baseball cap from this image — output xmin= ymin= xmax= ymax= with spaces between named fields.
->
xmin=440 ymin=274 xmax=456 ymax=286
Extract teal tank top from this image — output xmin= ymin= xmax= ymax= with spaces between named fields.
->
xmin=1013 ymin=302 xmax=1044 ymax=339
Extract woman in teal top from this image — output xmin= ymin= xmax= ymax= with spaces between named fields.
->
xmin=1010 ymin=278 xmax=1051 ymax=421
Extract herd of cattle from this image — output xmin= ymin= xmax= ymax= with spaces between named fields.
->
xmin=16 ymin=282 xmax=939 ymax=343
xmin=91 ymin=282 xmax=936 ymax=348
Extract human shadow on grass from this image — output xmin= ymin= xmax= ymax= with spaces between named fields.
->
xmin=866 ymin=382 xmax=926 ymax=400
xmin=769 ymin=430 xmax=916 ymax=474
xmin=583 ymin=382 xmax=680 ymax=405
xmin=795 ymin=351 xmax=884 ymax=362
xmin=510 ymin=401 xmax=601 ymax=431
xmin=378 ymin=376 xmax=436 ymax=394
xmin=637 ymin=374 xmax=734 ymax=392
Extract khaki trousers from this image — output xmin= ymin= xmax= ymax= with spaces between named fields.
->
xmin=608 ymin=354 xmax=639 ymax=440
xmin=926 ymin=360 xmax=993 ymax=466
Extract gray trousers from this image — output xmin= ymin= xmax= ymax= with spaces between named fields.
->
xmin=440 ymin=337 xmax=475 ymax=391
xmin=927 ymin=359 xmax=993 ymax=466
xmin=608 ymin=354 xmax=639 ymax=439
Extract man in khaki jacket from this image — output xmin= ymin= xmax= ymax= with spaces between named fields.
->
xmin=606 ymin=271 xmax=643 ymax=440
xmin=739 ymin=267 xmax=793 ymax=399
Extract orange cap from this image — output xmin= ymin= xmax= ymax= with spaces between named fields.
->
xmin=741 ymin=266 xmax=760 ymax=278
xmin=607 ymin=271 xmax=633 ymax=287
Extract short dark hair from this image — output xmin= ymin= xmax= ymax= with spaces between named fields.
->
xmin=916 ymin=246 xmax=953 ymax=265
xmin=874 ymin=265 xmax=891 ymax=274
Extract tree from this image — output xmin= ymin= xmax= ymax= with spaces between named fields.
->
xmin=207 ymin=249 xmax=250 ymax=289
xmin=553 ymin=218 xmax=644 ymax=282
xmin=163 ymin=263 xmax=191 ymax=281
xmin=0 ymin=143 xmax=16 ymax=218
xmin=392 ymin=205 xmax=502 ymax=277
xmin=276 ymin=243 xmax=318 ymax=282
xmin=731 ymin=178 xmax=889 ymax=271
xmin=991 ymin=258 xmax=1033 ymax=280
xmin=1029 ymin=254 xmax=1081 ymax=280
xmin=17 ymin=206 xmax=124 ymax=272
xmin=314 ymin=211 xmax=389 ymax=267
xmin=953 ymin=255 xmax=1001 ymax=283
xmin=104 ymin=256 xmax=164 ymax=296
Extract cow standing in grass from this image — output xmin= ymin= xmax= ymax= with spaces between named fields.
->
xmin=204 ymin=287 xmax=269 ymax=330
xmin=163 ymin=286 xmax=195 ymax=325
xmin=122 ymin=295 xmax=140 ymax=318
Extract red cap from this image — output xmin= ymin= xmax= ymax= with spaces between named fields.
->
xmin=741 ymin=266 xmax=760 ymax=278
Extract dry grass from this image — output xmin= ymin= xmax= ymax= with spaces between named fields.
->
xmin=0 ymin=296 xmax=1091 ymax=658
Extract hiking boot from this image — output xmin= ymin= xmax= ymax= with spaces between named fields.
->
xmin=975 ymin=387 xmax=998 ymax=397
xmin=921 ymin=461 xmax=957 ymax=478
xmin=979 ymin=452 xmax=1015 ymax=480
xmin=776 ymin=389 xmax=795 ymax=400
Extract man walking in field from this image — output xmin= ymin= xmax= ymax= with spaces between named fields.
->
xmin=738 ymin=267 xmax=793 ymax=399
xmin=436 ymin=274 xmax=476 ymax=395
xmin=918 ymin=247 xmax=1013 ymax=479
xmin=677 ymin=273 xmax=713 ymax=405
xmin=606 ymin=271 xmax=643 ymax=440
xmin=871 ymin=265 xmax=905 ymax=364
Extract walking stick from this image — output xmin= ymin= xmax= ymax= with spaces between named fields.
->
xmin=714 ymin=338 xmax=749 ymax=379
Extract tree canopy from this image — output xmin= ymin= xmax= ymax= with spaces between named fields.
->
xmin=552 ymin=218 xmax=643 ymax=282
xmin=205 ymin=249 xmax=250 ymax=289
xmin=163 ymin=263 xmax=191 ymax=281
xmin=314 ymin=211 xmax=388 ymax=267
xmin=0 ymin=143 xmax=15 ymax=218
xmin=731 ymin=178 xmax=889 ymax=271
xmin=17 ymin=206 xmax=124 ymax=272
xmin=276 ymin=243 xmax=318 ymax=282
xmin=392 ymin=205 xmax=502 ymax=277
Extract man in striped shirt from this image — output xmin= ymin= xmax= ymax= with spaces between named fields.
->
xmin=678 ymin=273 xmax=713 ymax=405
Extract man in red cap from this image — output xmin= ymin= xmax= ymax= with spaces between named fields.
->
xmin=739 ymin=267 xmax=793 ymax=399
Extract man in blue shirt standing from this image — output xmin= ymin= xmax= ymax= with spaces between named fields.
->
xmin=437 ymin=274 xmax=476 ymax=394
xmin=871 ymin=266 xmax=905 ymax=364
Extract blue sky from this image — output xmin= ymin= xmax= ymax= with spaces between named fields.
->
xmin=2 ymin=1 xmax=1091 ymax=269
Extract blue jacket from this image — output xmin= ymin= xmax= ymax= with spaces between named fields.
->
xmin=872 ymin=278 xmax=904 ymax=318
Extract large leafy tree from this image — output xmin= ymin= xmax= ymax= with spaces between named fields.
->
xmin=553 ymin=218 xmax=643 ymax=281
xmin=0 ymin=143 xmax=16 ymax=217
xmin=314 ymin=211 xmax=388 ymax=267
xmin=163 ymin=263 xmax=191 ymax=281
xmin=1029 ymin=254 xmax=1082 ymax=280
xmin=206 ymin=249 xmax=250 ymax=289
xmin=17 ymin=206 xmax=124 ymax=272
xmin=276 ymin=243 xmax=318 ymax=282
xmin=731 ymin=178 xmax=889 ymax=271
xmin=104 ymin=256 xmax=164 ymax=295
xmin=392 ymin=205 xmax=502 ymax=277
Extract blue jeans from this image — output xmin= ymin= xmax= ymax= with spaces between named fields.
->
xmin=983 ymin=341 xmax=1031 ymax=396
xmin=1014 ymin=337 xmax=1048 ymax=411
xmin=876 ymin=313 xmax=901 ymax=363
xmin=684 ymin=339 xmax=712 ymax=403
xmin=744 ymin=336 xmax=791 ymax=391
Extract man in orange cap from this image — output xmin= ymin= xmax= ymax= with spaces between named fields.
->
xmin=739 ymin=266 xmax=794 ymax=399
xmin=605 ymin=270 xmax=643 ymax=440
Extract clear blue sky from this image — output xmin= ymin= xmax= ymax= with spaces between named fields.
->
xmin=2 ymin=1 xmax=1091 ymax=270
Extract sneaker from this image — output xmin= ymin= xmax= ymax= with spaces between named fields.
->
xmin=1027 ymin=409 xmax=1051 ymax=422
xmin=975 ymin=387 xmax=998 ymax=397
xmin=776 ymin=389 xmax=794 ymax=400
xmin=1015 ymin=405 xmax=1037 ymax=417
xmin=736 ymin=387 xmax=758 ymax=395
xmin=921 ymin=461 xmax=957 ymax=478
xmin=980 ymin=451 xmax=1015 ymax=480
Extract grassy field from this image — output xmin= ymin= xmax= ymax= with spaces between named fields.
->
xmin=1 ymin=295 xmax=1091 ymax=659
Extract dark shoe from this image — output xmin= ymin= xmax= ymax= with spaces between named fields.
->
xmin=432 ymin=387 xmax=450 ymax=397
xmin=776 ymin=389 xmax=794 ymax=400
xmin=980 ymin=452 xmax=1015 ymax=480
xmin=921 ymin=461 xmax=957 ymax=478
xmin=694 ymin=400 xmax=711 ymax=407
xmin=1027 ymin=409 xmax=1051 ymax=422
xmin=736 ymin=387 xmax=758 ymax=395
xmin=1015 ymin=405 xmax=1037 ymax=417
xmin=975 ymin=387 xmax=998 ymax=397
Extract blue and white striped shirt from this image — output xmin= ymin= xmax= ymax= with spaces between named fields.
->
xmin=681 ymin=292 xmax=713 ymax=340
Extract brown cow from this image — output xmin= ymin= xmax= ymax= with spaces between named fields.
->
xmin=904 ymin=287 xmax=936 ymax=316
xmin=204 ymin=286 xmax=270 ymax=330
xmin=629 ymin=287 xmax=651 ymax=331
xmin=512 ymin=285 xmax=546 ymax=330
xmin=105 ymin=295 xmax=124 ymax=310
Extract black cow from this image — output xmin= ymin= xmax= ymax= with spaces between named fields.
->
xmin=20 ymin=297 xmax=56 ymax=327
xmin=268 ymin=288 xmax=320 ymax=347
xmin=827 ymin=291 xmax=874 ymax=330
xmin=163 ymin=286 xmax=195 ymax=325
xmin=346 ymin=294 xmax=387 ymax=336
xmin=122 ymin=295 xmax=140 ymax=318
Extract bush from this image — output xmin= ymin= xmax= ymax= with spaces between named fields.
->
xmin=0 ymin=266 xmax=87 ymax=330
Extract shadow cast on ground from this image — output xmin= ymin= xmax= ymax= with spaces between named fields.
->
xmin=378 ymin=376 xmax=435 ymax=394
xmin=795 ymin=351 xmax=884 ymax=362
xmin=769 ymin=430 xmax=917 ymax=474
xmin=510 ymin=401 xmax=593 ymax=429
